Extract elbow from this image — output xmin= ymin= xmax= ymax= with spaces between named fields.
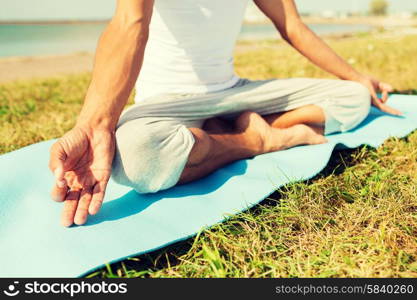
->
xmin=278 ymin=19 xmax=305 ymax=45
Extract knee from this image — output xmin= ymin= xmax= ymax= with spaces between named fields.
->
xmin=338 ymin=81 xmax=371 ymax=132
xmin=111 ymin=120 xmax=159 ymax=193
xmin=350 ymin=81 xmax=371 ymax=126
xmin=111 ymin=119 xmax=195 ymax=194
xmin=350 ymin=81 xmax=371 ymax=102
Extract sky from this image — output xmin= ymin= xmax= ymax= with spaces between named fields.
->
xmin=0 ymin=0 xmax=416 ymax=21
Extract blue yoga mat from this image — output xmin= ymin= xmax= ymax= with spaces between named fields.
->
xmin=0 ymin=95 xmax=416 ymax=277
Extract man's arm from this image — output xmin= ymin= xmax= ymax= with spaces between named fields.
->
xmin=78 ymin=0 xmax=153 ymax=130
xmin=254 ymin=0 xmax=401 ymax=116
xmin=49 ymin=0 xmax=154 ymax=226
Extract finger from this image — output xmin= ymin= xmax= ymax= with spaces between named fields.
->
xmin=54 ymin=167 xmax=67 ymax=188
xmin=378 ymin=103 xmax=403 ymax=116
xmin=89 ymin=181 xmax=108 ymax=215
xmin=379 ymin=82 xmax=394 ymax=93
xmin=378 ymin=82 xmax=392 ymax=104
xmin=50 ymin=182 xmax=68 ymax=202
xmin=381 ymin=89 xmax=389 ymax=103
xmin=74 ymin=187 xmax=93 ymax=226
xmin=61 ymin=190 xmax=80 ymax=227
xmin=49 ymin=142 xmax=67 ymax=188
xmin=369 ymin=88 xmax=382 ymax=108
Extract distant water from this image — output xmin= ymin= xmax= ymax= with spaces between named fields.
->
xmin=0 ymin=23 xmax=372 ymax=58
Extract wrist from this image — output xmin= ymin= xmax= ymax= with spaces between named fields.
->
xmin=349 ymin=71 xmax=373 ymax=83
xmin=77 ymin=119 xmax=114 ymax=132
xmin=343 ymin=71 xmax=366 ymax=83
xmin=72 ymin=123 xmax=115 ymax=148
xmin=76 ymin=94 xmax=126 ymax=132
xmin=75 ymin=115 xmax=116 ymax=134
xmin=76 ymin=103 xmax=118 ymax=132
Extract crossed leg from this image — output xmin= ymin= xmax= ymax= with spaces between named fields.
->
xmin=112 ymin=79 xmax=371 ymax=193
xmin=179 ymin=105 xmax=327 ymax=184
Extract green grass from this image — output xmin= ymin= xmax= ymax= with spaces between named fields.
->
xmin=1 ymin=34 xmax=417 ymax=278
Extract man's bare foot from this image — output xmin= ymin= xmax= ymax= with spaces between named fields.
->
xmin=180 ymin=111 xmax=327 ymax=185
xmin=235 ymin=111 xmax=327 ymax=155
xmin=282 ymin=124 xmax=328 ymax=149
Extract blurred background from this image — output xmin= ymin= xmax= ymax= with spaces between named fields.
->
xmin=1 ymin=0 xmax=417 ymax=56
xmin=1 ymin=1 xmax=417 ymax=278
xmin=0 ymin=0 xmax=416 ymax=82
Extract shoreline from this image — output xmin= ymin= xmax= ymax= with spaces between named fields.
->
xmin=0 ymin=52 xmax=94 ymax=83
xmin=0 ymin=20 xmax=109 ymax=25
xmin=304 ymin=16 xmax=417 ymax=27
xmin=1 ymin=28 xmax=416 ymax=84
xmin=0 ymin=51 xmax=93 ymax=62
xmin=0 ymin=30 xmax=356 ymax=63
xmin=1 ymin=16 xmax=416 ymax=26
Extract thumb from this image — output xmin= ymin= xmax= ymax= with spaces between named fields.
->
xmin=49 ymin=142 xmax=68 ymax=188
xmin=54 ymin=166 xmax=66 ymax=188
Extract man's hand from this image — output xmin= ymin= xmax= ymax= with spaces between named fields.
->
xmin=49 ymin=126 xmax=115 ymax=227
xmin=46 ymin=0 xmax=152 ymax=227
xmin=356 ymin=75 xmax=402 ymax=116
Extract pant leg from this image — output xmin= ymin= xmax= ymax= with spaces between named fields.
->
xmin=240 ymin=78 xmax=372 ymax=135
xmin=119 ymin=78 xmax=371 ymax=135
xmin=113 ymin=78 xmax=371 ymax=194
xmin=112 ymin=117 xmax=196 ymax=194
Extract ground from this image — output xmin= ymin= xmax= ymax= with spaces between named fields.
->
xmin=0 ymin=33 xmax=416 ymax=278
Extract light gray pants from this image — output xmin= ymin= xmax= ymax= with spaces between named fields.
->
xmin=112 ymin=78 xmax=371 ymax=194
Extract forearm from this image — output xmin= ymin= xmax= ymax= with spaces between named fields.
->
xmin=77 ymin=13 xmax=151 ymax=131
xmin=285 ymin=21 xmax=363 ymax=81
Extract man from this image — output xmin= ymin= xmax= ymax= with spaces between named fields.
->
xmin=49 ymin=0 xmax=400 ymax=227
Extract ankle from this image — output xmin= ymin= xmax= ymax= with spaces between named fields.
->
xmin=235 ymin=111 xmax=277 ymax=155
xmin=239 ymin=129 xmax=267 ymax=156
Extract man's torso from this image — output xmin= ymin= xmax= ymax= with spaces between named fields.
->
xmin=135 ymin=0 xmax=250 ymax=102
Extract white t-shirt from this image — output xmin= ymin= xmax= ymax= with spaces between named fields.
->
xmin=135 ymin=0 xmax=250 ymax=102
